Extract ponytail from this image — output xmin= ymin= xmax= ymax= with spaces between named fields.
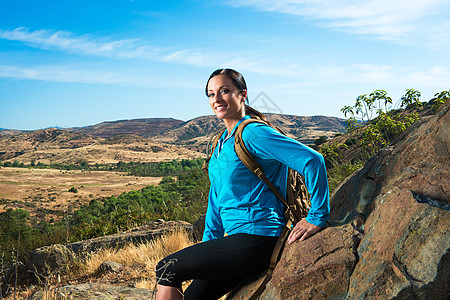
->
xmin=245 ymin=105 xmax=273 ymax=127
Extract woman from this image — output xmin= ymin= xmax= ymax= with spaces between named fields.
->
xmin=156 ymin=69 xmax=330 ymax=300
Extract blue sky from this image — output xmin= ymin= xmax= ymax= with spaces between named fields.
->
xmin=1 ymin=0 xmax=449 ymax=130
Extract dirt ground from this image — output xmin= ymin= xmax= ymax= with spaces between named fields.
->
xmin=0 ymin=167 xmax=162 ymax=221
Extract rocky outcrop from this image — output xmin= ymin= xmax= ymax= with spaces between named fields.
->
xmin=28 ymin=283 xmax=155 ymax=300
xmin=25 ymin=244 xmax=76 ymax=277
xmin=67 ymin=220 xmax=192 ymax=255
xmin=228 ymin=225 xmax=362 ymax=299
xmin=17 ymin=220 xmax=192 ymax=285
xmin=230 ymin=102 xmax=449 ymax=299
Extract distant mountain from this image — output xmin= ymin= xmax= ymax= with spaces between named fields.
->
xmin=0 ymin=128 xmax=202 ymax=164
xmin=0 ymin=129 xmax=24 ymax=136
xmin=0 ymin=114 xmax=348 ymax=163
xmin=70 ymin=118 xmax=184 ymax=138
xmin=64 ymin=114 xmax=346 ymax=146
xmin=150 ymin=114 xmax=347 ymax=151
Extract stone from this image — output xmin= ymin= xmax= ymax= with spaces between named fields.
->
xmin=228 ymin=225 xmax=361 ymax=300
xmin=67 ymin=220 xmax=193 ymax=255
xmin=28 ymin=283 xmax=155 ymax=300
xmin=193 ymin=214 xmax=206 ymax=242
xmin=25 ymin=244 xmax=76 ymax=277
xmin=98 ymin=261 xmax=122 ymax=274
xmin=347 ymin=188 xmax=450 ymax=299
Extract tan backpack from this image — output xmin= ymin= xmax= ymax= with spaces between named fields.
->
xmin=203 ymin=114 xmax=311 ymax=299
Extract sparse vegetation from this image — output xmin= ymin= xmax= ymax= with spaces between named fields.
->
xmin=81 ymin=229 xmax=193 ymax=286
xmin=68 ymin=187 xmax=78 ymax=193
xmin=320 ymin=88 xmax=449 ymax=193
xmin=0 ymin=158 xmax=205 ymax=177
xmin=432 ymin=89 xmax=450 ymax=112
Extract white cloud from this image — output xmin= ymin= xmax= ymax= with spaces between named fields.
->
xmin=0 ymin=27 xmax=163 ymax=59
xmin=0 ymin=64 xmax=133 ymax=84
xmin=0 ymin=27 xmax=305 ymax=78
xmin=225 ymin=0 xmax=450 ymax=44
xmin=407 ymin=66 xmax=450 ymax=88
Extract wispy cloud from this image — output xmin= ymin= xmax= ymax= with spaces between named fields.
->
xmin=0 ymin=27 xmax=163 ymax=59
xmin=225 ymin=0 xmax=450 ymax=45
xmin=0 ymin=64 xmax=135 ymax=84
xmin=0 ymin=64 xmax=201 ymax=88
xmin=0 ymin=27 xmax=303 ymax=78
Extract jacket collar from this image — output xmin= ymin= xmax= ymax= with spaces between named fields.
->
xmin=222 ymin=115 xmax=251 ymax=140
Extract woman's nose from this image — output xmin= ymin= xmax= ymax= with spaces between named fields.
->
xmin=213 ymin=93 xmax=222 ymax=102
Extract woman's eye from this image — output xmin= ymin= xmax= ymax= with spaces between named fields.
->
xmin=220 ymin=89 xmax=229 ymax=94
xmin=208 ymin=93 xmax=214 ymax=98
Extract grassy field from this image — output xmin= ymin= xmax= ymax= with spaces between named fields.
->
xmin=0 ymin=167 xmax=162 ymax=222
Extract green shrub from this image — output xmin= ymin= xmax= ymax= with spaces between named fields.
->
xmin=68 ymin=187 xmax=78 ymax=193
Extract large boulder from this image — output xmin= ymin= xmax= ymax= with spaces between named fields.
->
xmin=228 ymin=225 xmax=362 ymax=300
xmin=347 ymin=188 xmax=449 ymax=299
xmin=229 ymin=102 xmax=450 ymax=299
xmin=26 ymin=244 xmax=75 ymax=276
xmin=6 ymin=244 xmax=75 ymax=285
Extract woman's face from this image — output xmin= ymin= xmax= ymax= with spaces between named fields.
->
xmin=207 ymin=74 xmax=246 ymax=122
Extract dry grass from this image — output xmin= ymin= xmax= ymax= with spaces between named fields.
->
xmin=2 ymin=229 xmax=195 ymax=299
xmin=80 ymin=229 xmax=194 ymax=289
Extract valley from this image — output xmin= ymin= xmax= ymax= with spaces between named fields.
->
xmin=0 ymin=167 xmax=162 ymax=222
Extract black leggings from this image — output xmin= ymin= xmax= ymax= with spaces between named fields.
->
xmin=155 ymin=233 xmax=279 ymax=300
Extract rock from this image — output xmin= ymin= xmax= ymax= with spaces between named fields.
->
xmin=229 ymin=102 xmax=450 ymax=298
xmin=7 ymin=244 xmax=76 ymax=284
xmin=193 ymin=214 xmax=206 ymax=242
xmin=98 ymin=261 xmax=122 ymax=274
xmin=28 ymin=283 xmax=155 ymax=300
xmin=25 ymin=244 xmax=75 ymax=277
xmin=347 ymin=188 xmax=450 ymax=299
xmin=67 ymin=220 xmax=193 ymax=255
xmin=227 ymin=225 xmax=361 ymax=300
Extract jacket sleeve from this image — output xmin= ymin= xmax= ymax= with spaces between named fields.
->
xmin=202 ymin=185 xmax=224 ymax=242
xmin=243 ymin=124 xmax=330 ymax=227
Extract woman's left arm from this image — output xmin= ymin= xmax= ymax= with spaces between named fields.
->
xmin=244 ymin=124 xmax=330 ymax=242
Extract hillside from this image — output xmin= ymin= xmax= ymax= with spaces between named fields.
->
xmin=0 ymin=113 xmax=347 ymax=163
xmin=0 ymin=128 xmax=202 ymax=164
xmin=0 ymin=128 xmax=23 ymax=136
xmin=317 ymin=100 xmax=441 ymax=165
xmin=150 ymin=114 xmax=347 ymax=151
xmin=70 ymin=118 xmax=184 ymax=138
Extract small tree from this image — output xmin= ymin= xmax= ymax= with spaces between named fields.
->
xmin=400 ymin=88 xmax=422 ymax=109
xmin=341 ymin=89 xmax=420 ymax=156
xmin=432 ymin=89 xmax=449 ymax=112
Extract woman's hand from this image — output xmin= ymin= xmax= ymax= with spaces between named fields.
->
xmin=287 ymin=219 xmax=321 ymax=244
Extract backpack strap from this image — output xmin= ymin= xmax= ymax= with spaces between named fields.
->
xmin=234 ymin=118 xmax=291 ymax=214
xmin=247 ymin=220 xmax=292 ymax=300
xmin=202 ymin=127 xmax=226 ymax=174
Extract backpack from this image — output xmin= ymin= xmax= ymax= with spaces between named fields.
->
xmin=203 ymin=115 xmax=311 ymax=299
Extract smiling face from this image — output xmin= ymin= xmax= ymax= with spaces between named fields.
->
xmin=207 ymin=74 xmax=247 ymax=128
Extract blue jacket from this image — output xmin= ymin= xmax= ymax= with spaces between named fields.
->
xmin=203 ymin=115 xmax=330 ymax=242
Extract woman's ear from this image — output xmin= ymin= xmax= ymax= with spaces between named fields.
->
xmin=241 ymin=90 xmax=247 ymax=102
